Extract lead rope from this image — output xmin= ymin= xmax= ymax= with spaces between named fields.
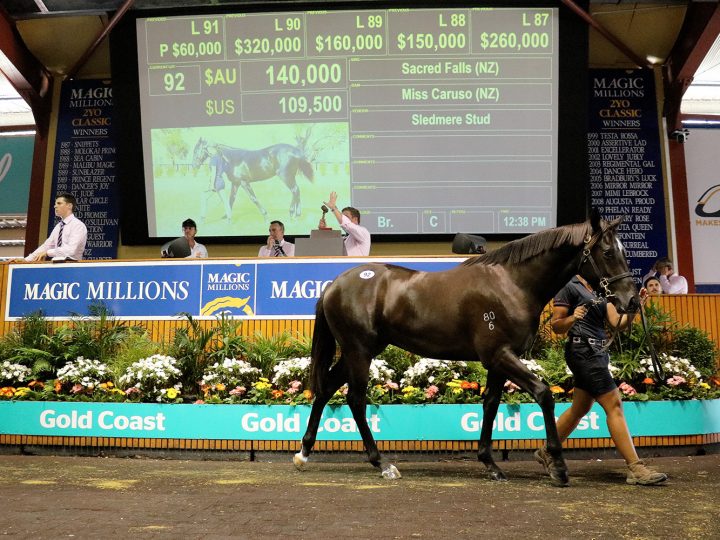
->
xmin=640 ymin=302 xmax=665 ymax=383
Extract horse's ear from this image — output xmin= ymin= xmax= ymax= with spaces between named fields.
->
xmin=590 ymin=207 xmax=602 ymax=232
xmin=609 ymin=215 xmax=624 ymax=229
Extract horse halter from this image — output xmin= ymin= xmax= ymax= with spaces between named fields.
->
xmin=578 ymin=230 xmax=633 ymax=299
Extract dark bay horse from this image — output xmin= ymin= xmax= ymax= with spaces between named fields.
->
xmin=294 ymin=210 xmax=639 ymax=485
xmin=192 ymin=137 xmax=314 ymax=219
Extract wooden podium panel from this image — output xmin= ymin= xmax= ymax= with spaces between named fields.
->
xmin=295 ymin=229 xmax=344 ymax=256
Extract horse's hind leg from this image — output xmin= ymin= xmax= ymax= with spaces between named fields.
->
xmin=345 ymin=353 xmax=400 ymax=479
xmin=294 ymin=357 xmax=347 ymax=469
xmin=477 ymin=369 xmax=507 ymax=481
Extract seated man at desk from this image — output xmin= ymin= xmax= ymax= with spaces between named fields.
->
xmin=258 ymin=220 xmax=294 ymax=257
xmin=318 ymin=191 xmax=371 ymax=256
xmin=25 ymin=192 xmax=87 ymax=262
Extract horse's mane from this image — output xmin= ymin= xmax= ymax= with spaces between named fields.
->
xmin=462 ymin=221 xmax=592 ymax=267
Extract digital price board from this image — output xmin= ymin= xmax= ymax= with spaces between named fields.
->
xmin=122 ymin=6 xmax=565 ymax=240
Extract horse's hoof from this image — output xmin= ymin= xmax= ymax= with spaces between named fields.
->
xmin=488 ymin=470 xmax=508 ymax=482
xmin=381 ymin=464 xmax=401 ymax=480
xmin=293 ymin=452 xmax=308 ymax=471
xmin=549 ymin=469 xmax=569 ymax=487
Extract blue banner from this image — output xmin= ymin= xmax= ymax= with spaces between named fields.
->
xmin=587 ymin=69 xmax=667 ymax=284
xmin=6 ymin=257 xmax=463 ymax=320
xmin=1 ymin=400 xmax=717 ymax=440
xmin=51 ymin=79 xmax=119 ymax=260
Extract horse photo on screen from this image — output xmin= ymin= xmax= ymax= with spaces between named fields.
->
xmin=294 ymin=210 xmax=639 ymax=486
xmin=192 ymin=135 xmax=314 ymax=221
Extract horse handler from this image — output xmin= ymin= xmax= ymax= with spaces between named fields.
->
xmin=534 ymin=275 xmax=667 ymax=486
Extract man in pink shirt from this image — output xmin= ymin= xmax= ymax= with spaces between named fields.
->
xmin=318 ymin=191 xmax=371 ymax=256
xmin=642 ymin=257 xmax=688 ymax=294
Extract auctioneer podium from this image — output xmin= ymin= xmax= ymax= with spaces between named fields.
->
xmin=295 ymin=228 xmax=344 ymax=256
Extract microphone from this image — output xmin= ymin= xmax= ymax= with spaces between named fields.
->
xmin=321 ymin=204 xmax=328 ymax=219
xmin=274 ymin=239 xmax=286 ymax=256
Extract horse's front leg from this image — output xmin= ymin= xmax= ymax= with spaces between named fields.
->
xmin=477 ymin=369 xmax=507 ymax=481
xmin=238 ymin=180 xmax=268 ymax=219
xmin=497 ymin=348 xmax=569 ymax=487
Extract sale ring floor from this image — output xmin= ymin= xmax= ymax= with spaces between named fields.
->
xmin=0 ymin=452 xmax=718 ymax=538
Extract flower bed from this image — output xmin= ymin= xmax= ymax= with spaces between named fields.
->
xmin=1 ymin=308 xmax=718 ymax=405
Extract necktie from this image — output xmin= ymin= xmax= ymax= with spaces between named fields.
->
xmin=58 ymin=221 xmax=65 ymax=247
xmin=273 ymin=243 xmax=281 ymax=256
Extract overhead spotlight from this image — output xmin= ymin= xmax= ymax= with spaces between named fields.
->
xmin=670 ymin=129 xmax=690 ymax=143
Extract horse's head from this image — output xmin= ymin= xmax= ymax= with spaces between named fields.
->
xmin=192 ymin=137 xmax=209 ymax=169
xmin=579 ymin=209 xmax=639 ymax=313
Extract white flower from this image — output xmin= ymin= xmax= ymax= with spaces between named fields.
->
xmin=56 ymin=357 xmax=110 ymax=388
xmin=201 ymin=357 xmax=261 ymax=389
xmin=1 ymin=362 xmax=32 ymax=383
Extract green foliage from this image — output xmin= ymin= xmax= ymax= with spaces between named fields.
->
xmin=207 ymin=313 xmax=247 ymax=363
xmin=671 ymin=326 xmax=718 ymax=377
xmin=376 ymin=345 xmax=418 ymax=376
xmin=107 ymin=330 xmax=162 ymax=382
xmin=240 ymin=331 xmax=303 ymax=378
xmin=168 ymin=314 xmax=218 ymax=395
xmin=533 ymin=339 xmax=572 ymax=387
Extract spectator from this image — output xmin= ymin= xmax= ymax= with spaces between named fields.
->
xmin=642 ymin=276 xmax=663 ymax=296
xmin=319 ymin=191 xmax=371 ymax=256
xmin=642 ymin=257 xmax=688 ymax=294
xmin=258 ymin=220 xmax=294 ymax=257
xmin=25 ymin=192 xmax=87 ymax=261
xmin=182 ymin=218 xmax=208 ymax=258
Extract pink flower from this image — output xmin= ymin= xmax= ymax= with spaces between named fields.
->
xmin=194 ymin=399 xmax=205 ymax=404
xmin=385 ymin=381 xmax=399 ymax=391
xmin=666 ymin=375 xmax=687 ymax=387
xmin=425 ymin=385 xmax=439 ymax=399
xmin=125 ymin=387 xmax=140 ymax=396
xmin=619 ymin=382 xmax=637 ymax=396
xmin=229 ymin=386 xmax=247 ymax=396
xmin=287 ymin=381 xmax=302 ymax=394
xmin=70 ymin=384 xmax=84 ymax=394
xmin=504 ymin=380 xmax=520 ymax=393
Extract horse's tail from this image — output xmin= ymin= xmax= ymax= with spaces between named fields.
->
xmin=298 ymin=158 xmax=315 ymax=183
xmin=309 ymin=296 xmax=335 ymax=395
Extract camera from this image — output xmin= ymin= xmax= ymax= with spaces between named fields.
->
xmin=670 ymin=129 xmax=689 ymax=143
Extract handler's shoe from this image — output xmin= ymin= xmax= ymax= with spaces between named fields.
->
xmin=626 ymin=460 xmax=667 ymax=486
xmin=534 ymin=447 xmax=552 ymax=475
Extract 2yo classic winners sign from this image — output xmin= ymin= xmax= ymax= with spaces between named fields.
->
xmin=5 ymin=257 xmax=462 ymax=320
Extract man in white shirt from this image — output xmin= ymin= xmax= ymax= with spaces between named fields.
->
xmin=182 ymin=218 xmax=208 ymax=258
xmin=258 ymin=220 xmax=295 ymax=257
xmin=319 ymin=191 xmax=371 ymax=256
xmin=25 ymin=193 xmax=87 ymax=261
xmin=642 ymin=257 xmax=688 ymax=294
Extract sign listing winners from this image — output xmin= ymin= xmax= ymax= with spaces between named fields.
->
xmin=587 ymin=69 xmax=666 ymax=283
xmin=139 ymin=8 xmax=558 ymax=234
xmin=51 ymin=80 xmax=120 ymax=260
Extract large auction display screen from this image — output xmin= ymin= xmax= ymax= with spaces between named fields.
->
xmin=135 ymin=7 xmax=559 ymax=238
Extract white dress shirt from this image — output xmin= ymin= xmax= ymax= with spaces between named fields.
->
xmin=258 ymin=240 xmax=295 ymax=257
xmin=642 ymin=270 xmax=689 ymax=294
xmin=187 ymin=242 xmax=208 ymax=258
xmin=26 ymin=214 xmax=88 ymax=261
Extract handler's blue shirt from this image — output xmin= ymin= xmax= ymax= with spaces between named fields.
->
xmin=554 ymin=276 xmax=608 ymax=340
